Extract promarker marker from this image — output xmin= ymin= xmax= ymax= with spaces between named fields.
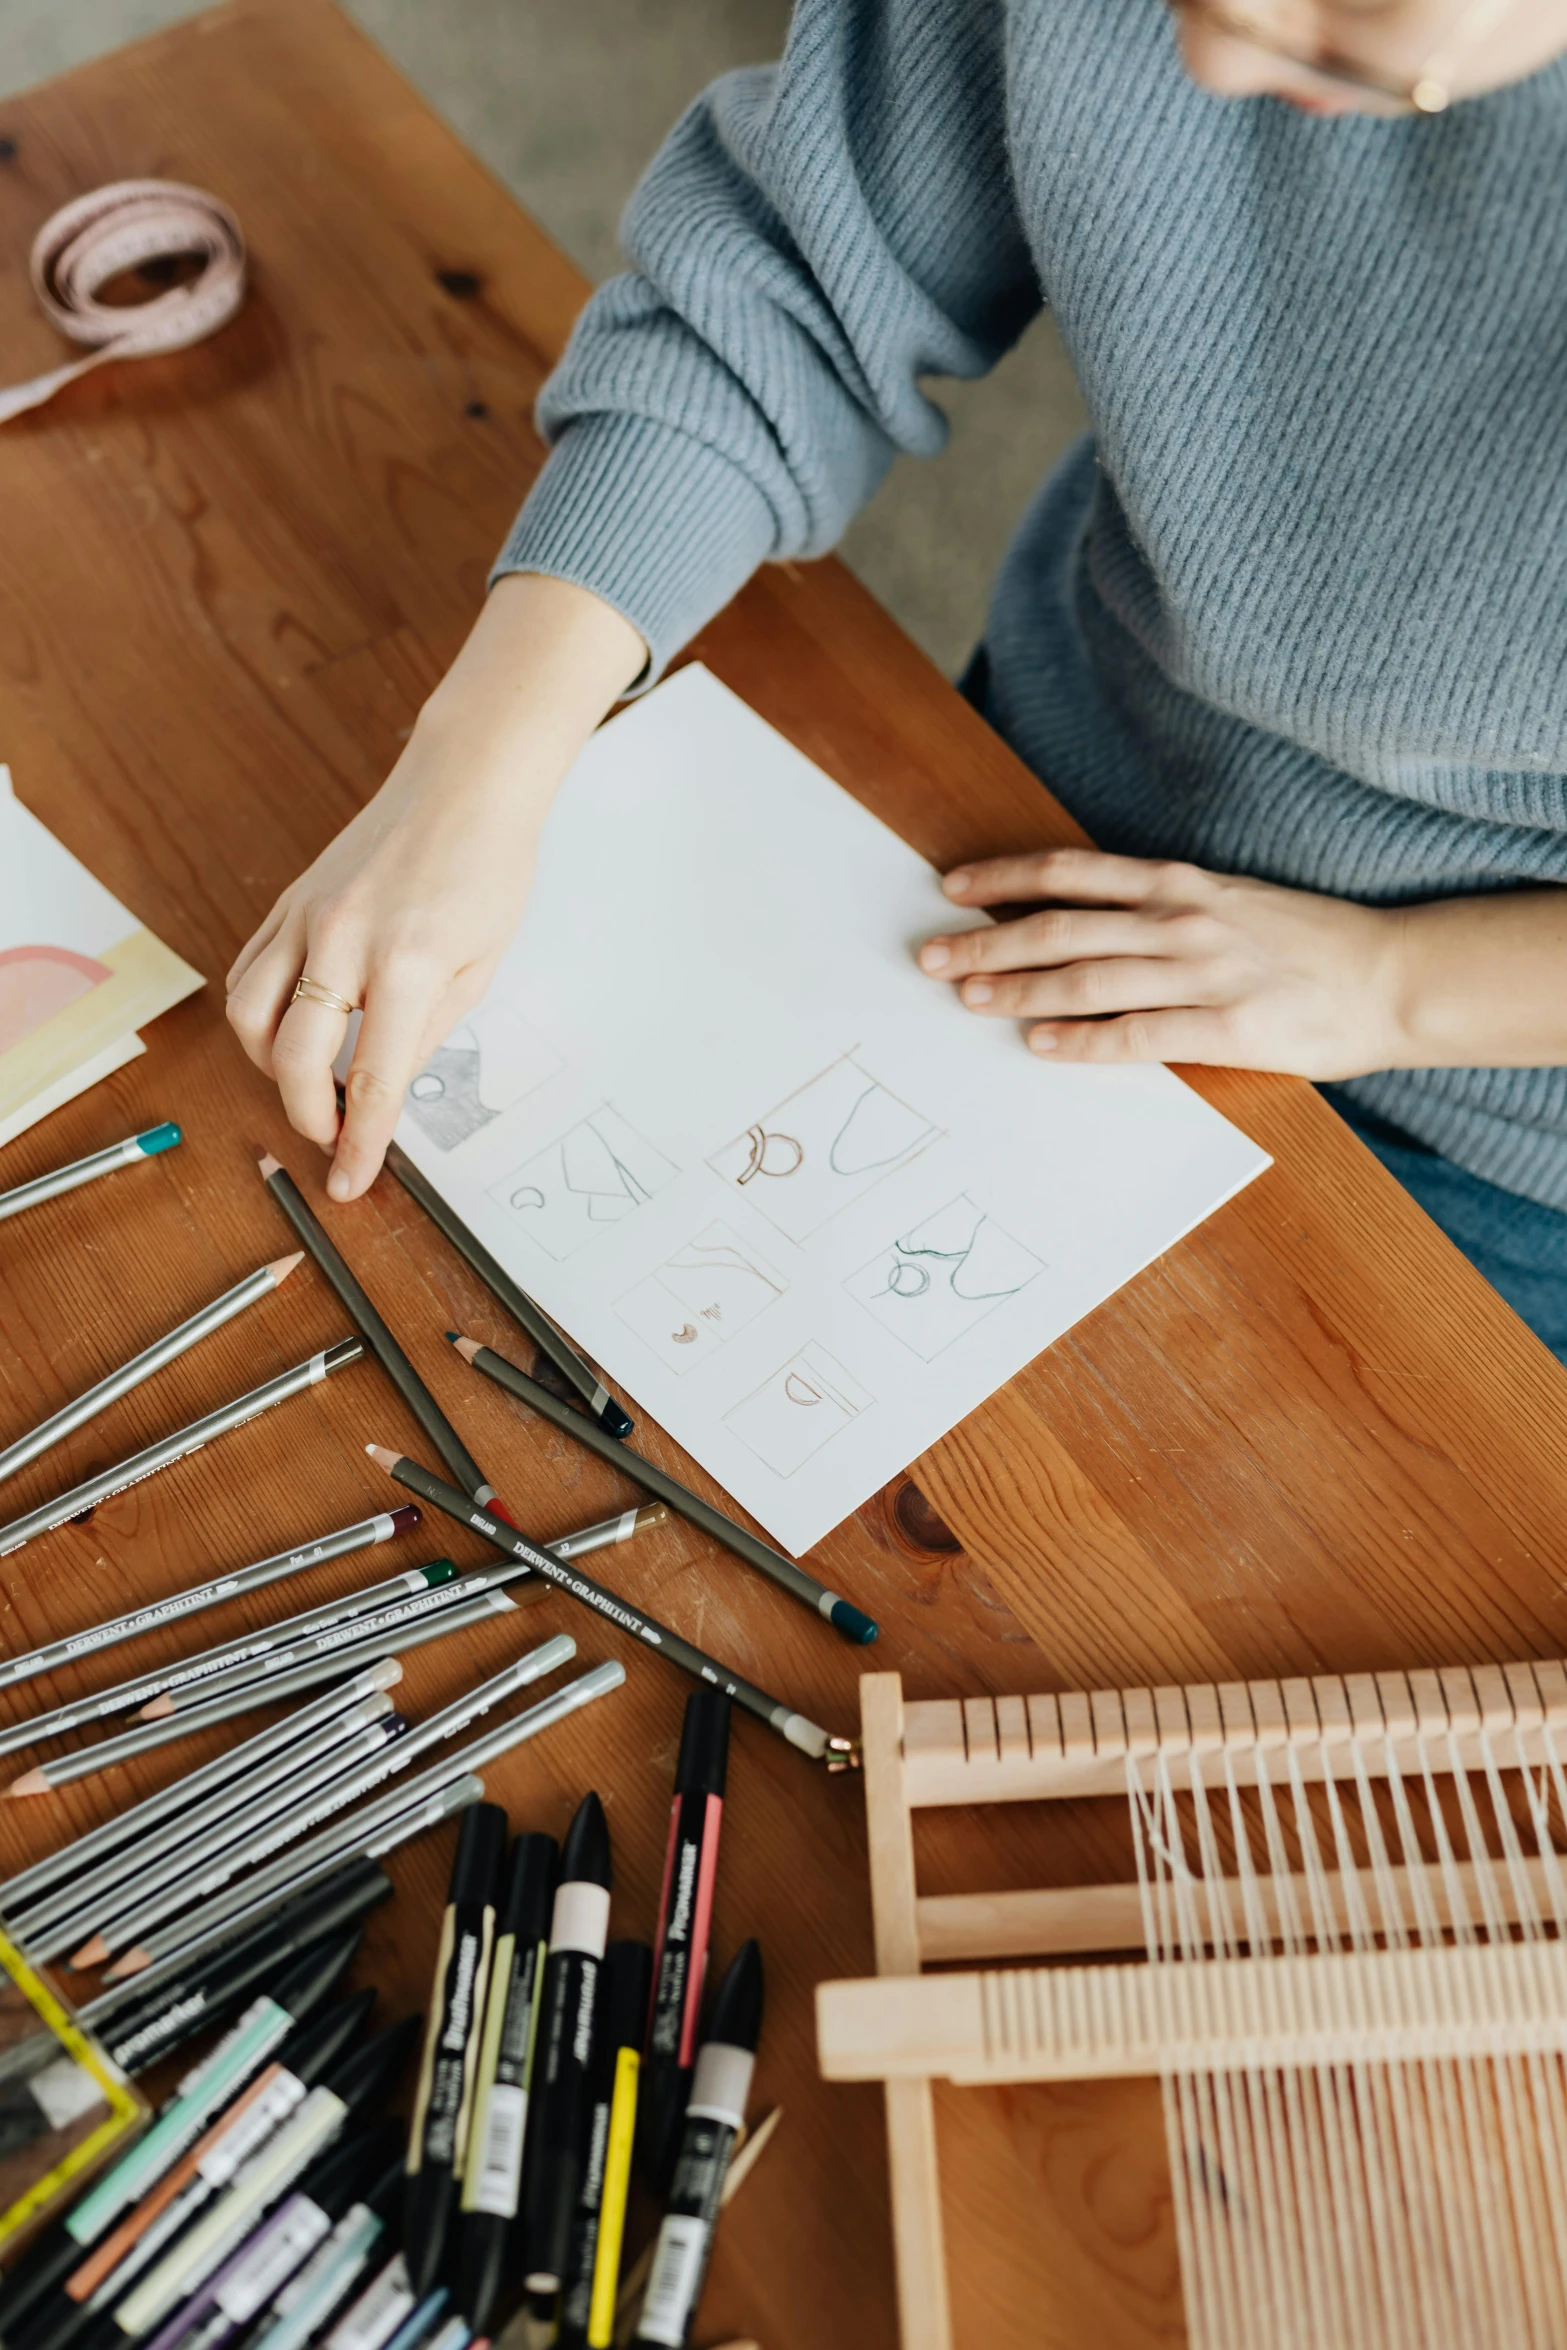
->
xmin=558 ymin=1941 xmax=652 ymax=2350
xmin=632 ymin=1942 xmax=763 ymax=2350
xmin=61 ymin=1996 xmax=379 ymax=2320
xmin=403 ymin=1805 xmax=506 ymax=2296
xmin=13 ymin=1937 xmax=362 ymax=2338
xmin=455 ymin=1833 xmax=558 ymax=2334
xmin=138 ymin=2127 xmax=402 ymax=2350
xmin=641 ymin=1690 xmax=730 ymax=2191
xmin=246 ymin=2140 xmax=405 ymax=2350
xmin=521 ymin=1793 xmax=612 ymax=2311
xmin=106 ymin=2020 xmax=418 ymax=2341
xmin=319 ymin=2254 xmax=414 ymax=2350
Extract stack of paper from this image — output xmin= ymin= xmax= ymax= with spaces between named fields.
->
xmin=0 ymin=767 xmax=202 ymax=1146
xmin=391 ymin=667 xmax=1270 ymax=1556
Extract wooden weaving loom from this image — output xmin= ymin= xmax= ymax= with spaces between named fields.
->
xmin=817 ymin=1664 xmax=1567 ymax=2350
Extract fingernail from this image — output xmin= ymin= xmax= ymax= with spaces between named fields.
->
xmin=964 ymin=979 xmax=993 ymax=1006
xmin=327 ymin=1167 xmax=353 ymax=1200
xmin=1030 ymin=1028 xmax=1058 ymax=1052
xmin=946 ymin=870 xmax=972 ymax=894
xmin=920 ymin=941 xmax=951 ymax=972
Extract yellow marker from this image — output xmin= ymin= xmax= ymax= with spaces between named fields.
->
xmin=0 ymin=1921 xmax=144 ymax=2247
xmin=587 ymin=2043 xmax=642 ymax=2347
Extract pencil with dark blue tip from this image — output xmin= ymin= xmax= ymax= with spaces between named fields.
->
xmin=446 ymin=1333 xmax=878 ymax=1645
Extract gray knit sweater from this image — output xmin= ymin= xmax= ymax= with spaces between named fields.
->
xmin=497 ymin=0 xmax=1567 ymax=1212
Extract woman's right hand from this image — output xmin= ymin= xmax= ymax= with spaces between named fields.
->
xmin=225 ymin=573 xmax=646 ymax=1201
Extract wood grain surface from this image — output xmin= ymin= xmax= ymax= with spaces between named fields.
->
xmin=0 ymin=5 xmax=1565 ymax=2344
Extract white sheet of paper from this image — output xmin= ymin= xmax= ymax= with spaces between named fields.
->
xmin=393 ymin=667 xmax=1270 ymax=1555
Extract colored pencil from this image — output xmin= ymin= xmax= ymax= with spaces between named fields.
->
xmin=0 ymin=1666 xmax=401 ymax=1912
xmin=0 ymin=1508 xmax=419 ymax=1694
xmin=9 ymin=1695 xmax=400 ymax=1945
xmin=383 ymin=1137 xmax=633 ymax=1439
xmin=103 ymin=1661 xmax=625 ymax=1979
xmin=0 ymin=1557 xmax=452 ymax=1763
xmin=0 ymin=1122 xmax=181 ymax=1223
xmin=366 ymin=1448 xmax=854 ymax=1769
xmin=0 ymin=1255 xmax=306 ymax=1491
xmin=79 ymin=1637 xmax=579 ymax=1965
xmin=449 ymin=1333 xmax=878 ymax=1644
xmin=253 ymin=1148 xmax=515 ymax=1521
xmin=0 ymin=1338 xmax=365 ymax=1559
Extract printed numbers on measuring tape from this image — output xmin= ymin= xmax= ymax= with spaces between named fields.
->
xmin=637 ymin=2214 xmax=709 ymax=2347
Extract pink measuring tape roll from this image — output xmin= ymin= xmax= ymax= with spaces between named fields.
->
xmin=0 ymin=179 xmax=246 ymax=426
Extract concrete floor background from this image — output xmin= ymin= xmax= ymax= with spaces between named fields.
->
xmin=0 ymin=0 xmax=1089 ymax=675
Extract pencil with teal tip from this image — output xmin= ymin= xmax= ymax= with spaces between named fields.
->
xmin=0 ymin=1121 xmax=181 ymax=1223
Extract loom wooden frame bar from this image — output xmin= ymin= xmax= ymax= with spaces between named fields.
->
xmin=823 ymin=1665 xmax=1567 ymax=2350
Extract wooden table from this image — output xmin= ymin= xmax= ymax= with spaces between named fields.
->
xmin=1 ymin=6 xmax=1566 ymax=2343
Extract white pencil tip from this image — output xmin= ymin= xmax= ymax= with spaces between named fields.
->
xmin=268 ymin=1251 xmax=306 ymax=1282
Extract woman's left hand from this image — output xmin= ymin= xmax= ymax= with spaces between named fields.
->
xmin=918 ymin=848 xmax=1410 ymax=1080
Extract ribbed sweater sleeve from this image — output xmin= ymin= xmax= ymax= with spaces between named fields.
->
xmin=493 ymin=0 xmax=1041 ymax=677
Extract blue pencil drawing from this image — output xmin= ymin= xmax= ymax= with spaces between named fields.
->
xmin=846 ymin=1193 xmax=1045 ymax=1358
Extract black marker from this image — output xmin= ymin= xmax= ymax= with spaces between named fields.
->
xmin=520 ymin=1793 xmax=612 ymax=2311
xmin=640 ymin=1690 xmax=730 ymax=2192
xmin=455 ymin=1833 xmax=558 ymax=2335
xmin=403 ymin=1805 xmax=506 ymax=2295
xmin=632 ymin=1942 xmax=763 ymax=2350
xmin=558 ymin=1941 xmax=652 ymax=2350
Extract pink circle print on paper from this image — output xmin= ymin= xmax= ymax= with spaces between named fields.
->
xmin=0 ymin=945 xmax=112 ymax=1054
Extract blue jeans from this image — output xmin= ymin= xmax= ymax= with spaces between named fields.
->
xmin=957 ymin=645 xmax=1567 ymax=1367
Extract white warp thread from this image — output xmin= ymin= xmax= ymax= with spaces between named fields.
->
xmin=0 ymin=179 xmax=246 ymax=425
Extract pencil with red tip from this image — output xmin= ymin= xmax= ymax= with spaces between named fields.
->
xmin=0 ymin=1253 xmax=305 ymax=1492
xmin=252 ymin=1146 xmax=521 ymax=1527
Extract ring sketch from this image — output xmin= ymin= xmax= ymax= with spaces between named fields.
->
xmin=846 ymin=1194 xmax=1046 ymax=1359
xmin=723 ymin=1342 xmax=873 ymax=1479
xmin=616 ymin=1222 xmax=787 ymax=1374
xmin=707 ymin=1052 xmax=940 ymax=1243
xmin=406 ymin=1004 xmax=563 ymax=1152
xmin=489 ymin=1105 xmax=677 ymax=1261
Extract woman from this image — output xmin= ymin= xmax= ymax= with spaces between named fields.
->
xmin=226 ymin=0 xmax=1567 ymax=1357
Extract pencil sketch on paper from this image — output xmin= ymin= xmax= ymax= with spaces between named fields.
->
xmin=406 ymin=1004 xmax=563 ymax=1152
xmin=845 ymin=1193 xmax=1046 ymax=1359
xmin=722 ymin=1342 xmax=873 ymax=1479
xmin=488 ymin=1105 xmax=677 ymax=1261
xmin=707 ymin=1052 xmax=940 ymax=1243
xmin=615 ymin=1222 xmax=787 ymax=1374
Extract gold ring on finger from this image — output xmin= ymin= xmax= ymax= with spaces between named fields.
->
xmin=292 ymin=974 xmax=357 ymax=1016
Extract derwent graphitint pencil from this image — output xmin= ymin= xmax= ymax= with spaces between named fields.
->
xmin=80 ymin=1639 xmax=579 ymax=1966
xmin=0 ymin=1339 xmax=365 ymax=1559
xmin=13 ymin=1696 xmax=401 ymax=1948
xmin=131 ymin=1567 xmax=518 ymax=1720
xmin=252 ymin=1149 xmax=515 ymax=1521
xmin=101 ymin=1776 xmax=488 ymax=1989
xmin=0 ymin=1509 xmax=420 ymax=1695
xmin=0 ymin=1560 xmax=452 ymax=1764
xmin=0 ymin=1255 xmax=307 ymax=1491
xmin=448 ymin=1333 xmax=878 ymax=1644
xmin=0 ymin=1122 xmax=181 ymax=1223
xmin=129 ymin=1502 xmax=658 ymax=1725
xmin=104 ymin=1664 xmax=625 ymax=1980
xmin=62 ymin=1717 xmax=412 ymax=1967
xmin=382 ymin=1136 xmax=633 ymax=1439
xmin=7 ymin=1649 xmax=422 ymax=1800
xmin=0 ymin=1668 xmax=402 ymax=1912
xmin=366 ymin=1450 xmax=855 ymax=1769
